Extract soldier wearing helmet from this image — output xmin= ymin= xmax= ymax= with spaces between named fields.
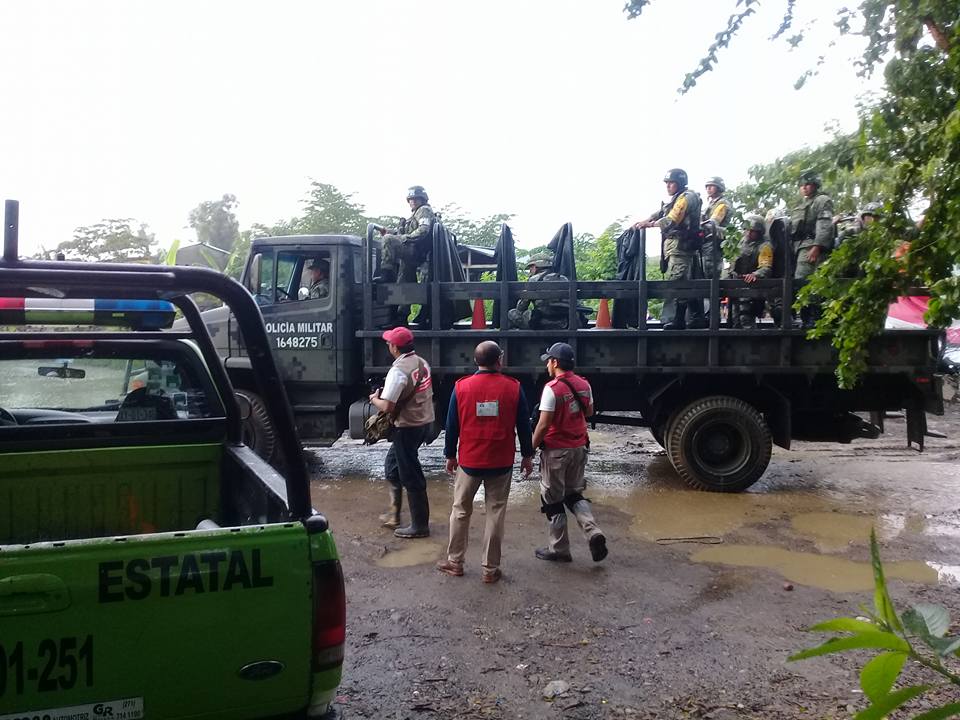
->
xmin=507 ymin=254 xmax=573 ymax=330
xmin=695 ymin=175 xmax=733 ymax=322
xmin=726 ymin=214 xmax=775 ymax=329
xmin=374 ymin=185 xmax=437 ymax=284
xmin=634 ymin=168 xmax=705 ymax=329
xmin=788 ymin=170 xmax=834 ymax=328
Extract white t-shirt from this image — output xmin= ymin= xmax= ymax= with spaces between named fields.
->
xmin=380 ymin=366 xmax=408 ymax=403
xmin=539 ymin=382 xmax=593 ymax=412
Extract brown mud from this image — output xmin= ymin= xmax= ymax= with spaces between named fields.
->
xmin=309 ymin=406 xmax=960 ymax=719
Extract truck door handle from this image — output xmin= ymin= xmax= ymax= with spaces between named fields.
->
xmin=0 ymin=573 xmax=71 ymax=616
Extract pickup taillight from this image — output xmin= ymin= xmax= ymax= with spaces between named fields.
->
xmin=312 ymin=560 xmax=346 ymax=671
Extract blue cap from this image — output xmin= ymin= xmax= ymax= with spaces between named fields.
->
xmin=540 ymin=342 xmax=575 ymax=363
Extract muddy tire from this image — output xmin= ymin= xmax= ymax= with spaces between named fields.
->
xmin=666 ymin=395 xmax=771 ymax=492
xmin=236 ymin=389 xmax=277 ymax=463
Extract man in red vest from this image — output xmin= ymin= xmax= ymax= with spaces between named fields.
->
xmin=437 ymin=341 xmax=534 ymax=584
xmin=532 ymin=342 xmax=608 ymax=563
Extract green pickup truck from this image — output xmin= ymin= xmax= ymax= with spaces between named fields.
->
xmin=0 ymin=201 xmax=344 ymax=720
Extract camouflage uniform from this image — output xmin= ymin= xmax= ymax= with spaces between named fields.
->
xmin=381 ymin=204 xmax=437 ymax=282
xmin=508 ymin=270 xmax=571 ymax=329
xmin=699 ymin=193 xmax=732 ymax=280
xmin=648 ymin=188 xmax=703 ymax=328
xmin=726 ymin=228 xmax=775 ymax=328
xmin=788 ymin=187 xmax=833 ymax=325
xmin=308 ymin=280 xmax=329 ymax=299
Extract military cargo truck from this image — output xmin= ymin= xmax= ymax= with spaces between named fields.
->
xmin=0 ymin=201 xmax=345 ymax=720
xmin=201 ymin=221 xmax=944 ymax=492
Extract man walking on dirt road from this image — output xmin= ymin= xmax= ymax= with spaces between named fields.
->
xmin=532 ymin=342 xmax=608 ymax=563
xmin=369 ymin=326 xmax=435 ymax=538
xmin=437 ymin=341 xmax=535 ymax=583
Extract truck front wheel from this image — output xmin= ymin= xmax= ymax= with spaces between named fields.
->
xmin=236 ymin=389 xmax=277 ymax=463
xmin=666 ymin=396 xmax=771 ymax=492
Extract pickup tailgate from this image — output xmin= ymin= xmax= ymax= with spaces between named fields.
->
xmin=0 ymin=523 xmax=314 ymax=720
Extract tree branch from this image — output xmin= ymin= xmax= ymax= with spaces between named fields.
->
xmin=923 ymin=16 xmax=950 ymax=53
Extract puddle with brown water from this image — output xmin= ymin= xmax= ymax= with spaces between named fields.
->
xmin=690 ymin=544 xmax=938 ymax=593
xmin=375 ymin=540 xmax=445 ymax=568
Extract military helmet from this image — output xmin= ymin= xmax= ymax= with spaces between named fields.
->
xmin=406 ymin=185 xmax=429 ymax=203
xmin=307 ymin=258 xmax=329 ymax=271
xmin=744 ymin=214 xmax=765 ymax=234
xmin=798 ymin=170 xmax=821 ymax=188
xmin=705 ymin=176 xmax=726 ymax=193
xmin=663 ymin=168 xmax=688 ymax=188
xmin=525 ymin=253 xmax=553 ymax=270
xmin=860 ymin=201 xmax=883 ymax=218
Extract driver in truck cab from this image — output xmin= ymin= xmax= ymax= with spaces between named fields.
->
xmin=373 ymin=185 xmax=436 ymax=284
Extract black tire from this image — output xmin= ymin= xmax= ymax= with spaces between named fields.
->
xmin=236 ymin=389 xmax=277 ymax=463
xmin=666 ymin=395 xmax=771 ymax=492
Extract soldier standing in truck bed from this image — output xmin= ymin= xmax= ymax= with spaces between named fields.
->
xmin=788 ymin=171 xmax=834 ymax=328
xmin=726 ymin=214 xmax=775 ymax=329
xmin=374 ymin=186 xmax=436 ymax=284
xmin=700 ymin=176 xmax=732 ymax=281
xmin=634 ymin=168 xmax=706 ymax=330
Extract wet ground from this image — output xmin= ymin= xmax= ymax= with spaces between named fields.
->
xmin=309 ymin=406 xmax=960 ymax=719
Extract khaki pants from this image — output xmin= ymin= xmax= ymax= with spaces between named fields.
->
xmin=446 ymin=467 xmax=512 ymax=573
xmin=540 ymin=447 xmax=601 ymax=554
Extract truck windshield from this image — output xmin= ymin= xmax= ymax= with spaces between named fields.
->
xmin=0 ymin=355 xmax=216 ymax=422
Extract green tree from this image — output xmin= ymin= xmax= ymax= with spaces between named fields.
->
xmin=44 ymin=219 xmax=156 ymax=262
xmin=188 ymin=194 xmax=240 ymax=252
xmin=625 ymin=1 xmax=960 ymax=387
xmin=439 ymin=205 xmax=514 ymax=248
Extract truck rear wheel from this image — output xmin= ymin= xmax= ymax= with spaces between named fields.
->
xmin=666 ymin=395 xmax=771 ymax=492
xmin=236 ymin=389 xmax=277 ymax=463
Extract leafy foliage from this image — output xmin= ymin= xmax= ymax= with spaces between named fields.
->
xmin=439 ymin=205 xmax=513 ymax=248
xmin=41 ymin=219 xmax=157 ymax=262
xmin=626 ymin=1 xmax=960 ymax=387
xmin=188 ymin=194 xmax=240 ymax=252
xmin=789 ymin=529 xmax=960 ymax=719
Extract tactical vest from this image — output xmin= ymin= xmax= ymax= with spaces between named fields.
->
xmin=543 ymin=372 xmax=591 ymax=450
xmin=660 ymin=189 xmax=703 ymax=252
xmin=702 ymin=195 xmax=732 ymax=227
xmin=455 ymin=372 xmax=520 ymax=469
xmin=391 ymin=352 xmax=435 ymax=428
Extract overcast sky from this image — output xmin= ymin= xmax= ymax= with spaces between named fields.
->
xmin=1 ymin=0 xmax=880 ymax=257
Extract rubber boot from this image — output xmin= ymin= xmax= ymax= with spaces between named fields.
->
xmin=378 ymin=486 xmax=402 ymax=529
xmin=686 ymin=300 xmax=708 ymax=329
xmin=663 ymin=301 xmax=687 ymax=330
xmin=394 ymin=488 xmax=430 ymax=539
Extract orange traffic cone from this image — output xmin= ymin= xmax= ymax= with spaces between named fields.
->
xmin=595 ymin=298 xmax=612 ymax=329
xmin=471 ymin=298 xmax=486 ymax=329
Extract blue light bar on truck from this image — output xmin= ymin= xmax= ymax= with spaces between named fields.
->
xmin=0 ymin=298 xmax=177 ymax=329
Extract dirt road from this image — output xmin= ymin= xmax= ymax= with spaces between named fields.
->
xmin=310 ymin=406 xmax=960 ymax=719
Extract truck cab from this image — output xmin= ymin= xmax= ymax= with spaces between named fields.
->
xmin=202 ymin=235 xmax=367 ymax=451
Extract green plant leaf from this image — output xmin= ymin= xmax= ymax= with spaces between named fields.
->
xmin=789 ymin=632 xmax=910 ymax=661
xmin=914 ymin=704 xmax=960 ymax=720
xmin=902 ymin=604 xmax=951 ymax=638
xmin=859 ymin=651 xmax=907 ymax=702
xmin=810 ymin=618 xmax=879 ymax=634
xmin=854 ymin=685 xmax=929 ymax=720
xmin=164 ymin=239 xmax=181 ymax=267
xmin=870 ymin=529 xmax=904 ymax=632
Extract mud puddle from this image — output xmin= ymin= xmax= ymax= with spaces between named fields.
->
xmin=375 ymin=540 xmax=445 ymax=568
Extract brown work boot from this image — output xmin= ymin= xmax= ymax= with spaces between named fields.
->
xmin=482 ymin=568 xmax=502 ymax=584
xmin=436 ymin=560 xmax=464 ymax=577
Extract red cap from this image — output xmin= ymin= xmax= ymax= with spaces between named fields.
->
xmin=381 ymin=326 xmax=414 ymax=346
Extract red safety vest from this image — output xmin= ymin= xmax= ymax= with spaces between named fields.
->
xmin=543 ymin=372 xmax=591 ymax=449
xmin=455 ymin=372 xmax=520 ymax=469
